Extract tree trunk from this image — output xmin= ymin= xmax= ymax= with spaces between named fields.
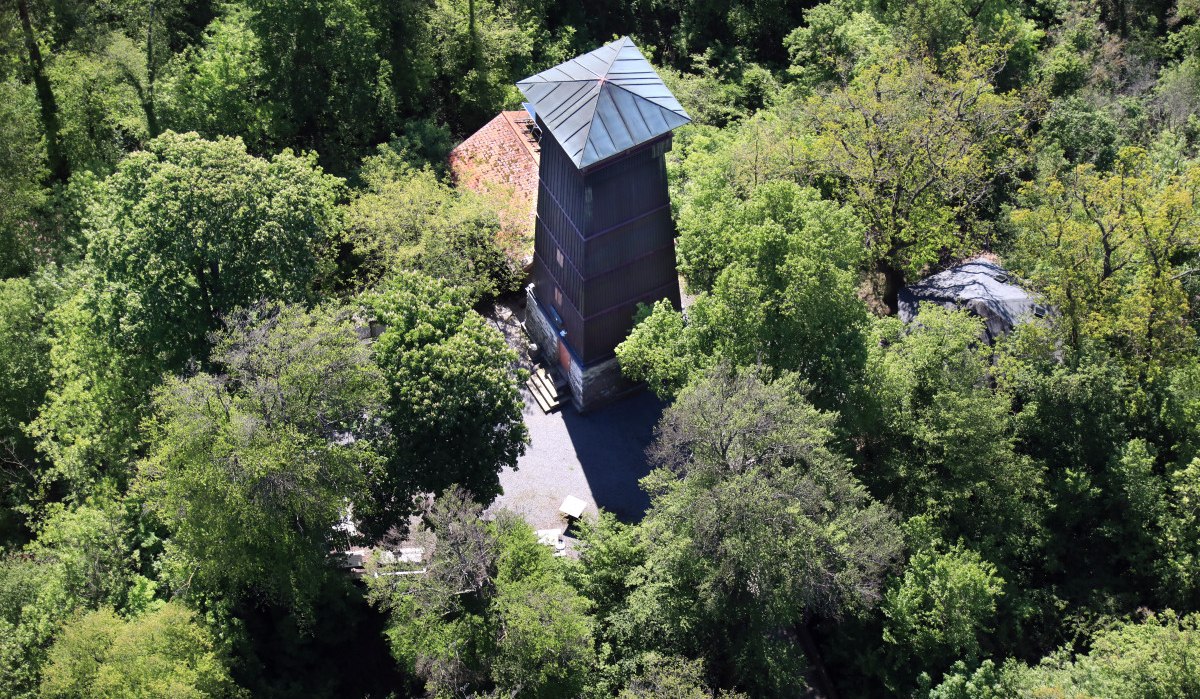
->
xmin=876 ymin=258 xmax=905 ymax=315
xmin=144 ymin=2 xmax=159 ymax=137
xmin=468 ymin=0 xmax=478 ymax=60
xmin=17 ymin=0 xmax=69 ymax=183
xmin=795 ymin=620 xmax=840 ymax=699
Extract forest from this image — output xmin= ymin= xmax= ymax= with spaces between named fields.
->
xmin=3 ymin=0 xmax=1200 ymax=696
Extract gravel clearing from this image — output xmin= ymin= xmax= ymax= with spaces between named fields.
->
xmin=482 ymin=294 xmax=665 ymax=531
xmin=489 ymin=389 xmax=665 ymax=530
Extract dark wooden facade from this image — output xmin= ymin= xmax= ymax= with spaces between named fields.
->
xmin=530 ymin=115 xmax=682 ymax=366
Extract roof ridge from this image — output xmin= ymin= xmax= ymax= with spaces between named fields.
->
xmin=500 ymin=111 xmax=539 ymax=162
xmin=572 ymin=38 xmax=628 ymax=161
xmin=597 ymin=36 xmax=627 ymax=78
xmin=602 ymin=82 xmax=647 ymax=141
xmin=573 ymin=81 xmax=605 ymax=164
xmin=515 ymin=37 xmax=689 ymax=168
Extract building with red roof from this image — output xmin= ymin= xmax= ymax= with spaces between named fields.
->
xmin=447 ymin=111 xmax=541 ymax=267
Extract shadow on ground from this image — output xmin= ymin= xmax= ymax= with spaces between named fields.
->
xmin=493 ymin=388 xmax=664 ymax=530
xmin=562 ymin=391 xmax=664 ymax=521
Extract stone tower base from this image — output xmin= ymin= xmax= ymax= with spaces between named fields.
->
xmin=523 ymin=285 xmax=641 ymax=412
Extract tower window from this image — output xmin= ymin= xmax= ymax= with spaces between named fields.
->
xmin=555 ymin=248 xmax=564 ymax=268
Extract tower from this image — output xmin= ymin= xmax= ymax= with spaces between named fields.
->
xmin=518 ymin=37 xmax=691 ymax=411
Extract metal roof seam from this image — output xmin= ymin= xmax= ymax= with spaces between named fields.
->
xmin=544 ymin=81 xmax=595 ymax=127
xmin=571 ymin=48 xmax=620 ymax=168
xmin=608 ymin=83 xmax=657 ymax=135
xmin=594 ymin=36 xmax=625 ymax=77
xmin=603 ymin=86 xmax=639 ymax=150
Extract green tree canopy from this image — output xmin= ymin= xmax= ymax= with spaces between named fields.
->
xmin=85 ymin=131 xmax=342 ymax=369
xmin=40 ymin=602 xmax=240 ymax=699
xmin=427 ymin=0 xmax=540 ymax=128
xmin=138 ymin=303 xmax=385 ymax=608
xmin=241 ymin=0 xmax=404 ymax=171
xmin=365 ymin=272 xmax=527 ymax=510
xmin=159 ymin=9 xmax=273 ymax=152
xmin=0 ymin=277 xmax=51 ymax=524
xmin=620 ymin=181 xmax=869 ymax=408
xmin=0 ymin=79 xmax=48 ymax=277
xmin=802 ymin=43 xmax=1026 ymax=310
xmin=0 ymin=489 xmax=158 ymax=698
xmin=46 ymin=33 xmax=150 ymax=176
xmin=603 ymin=364 xmax=902 ymax=694
xmin=346 ymin=157 xmax=520 ymax=299
xmin=882 ymin=543 xmax=1005 ymax=685
xmin=30 ymin=132 xmax=342 ymax=491
xmin=862 ymin=308 xmax=1047 ymax=565
xmin=930 ymin=611 xmax=1200 ymax=699
xmin=366 ymin=489 xmax=595 ymax=698
xmin=1008 ymin=147 xmax=1200 ymax=381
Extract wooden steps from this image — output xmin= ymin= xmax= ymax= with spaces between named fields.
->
xmin=526 ymin=365 xmax=567 ymax=413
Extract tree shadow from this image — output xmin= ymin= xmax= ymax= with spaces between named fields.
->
xmin=230 ymin=574 xmax=411 ymax=698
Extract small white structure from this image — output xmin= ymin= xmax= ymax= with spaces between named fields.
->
xmin=397 ymin=547 xmax=424 ymax=564
xmin=536 ymin=528 xmax=569 ymax=557
xmin=559 ymin=495 xmax=587 ymax=520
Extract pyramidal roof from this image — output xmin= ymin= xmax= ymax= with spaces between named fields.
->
xmin=516 ymin=37 xmax=691 ymax=169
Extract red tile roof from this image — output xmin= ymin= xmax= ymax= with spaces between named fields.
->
xmin=448 ymin=111 xmax=540 ymax=264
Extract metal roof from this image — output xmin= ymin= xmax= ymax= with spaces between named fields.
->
xmin=516 ymin=37 xmax=691 ymax=170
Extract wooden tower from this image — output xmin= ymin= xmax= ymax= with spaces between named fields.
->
xmin=518 ymin=37 xmax=690 ymax=411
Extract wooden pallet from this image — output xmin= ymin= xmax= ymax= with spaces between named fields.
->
xmin=526 ymin=365 xmax=567 ymax=413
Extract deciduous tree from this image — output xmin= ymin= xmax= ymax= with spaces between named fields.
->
xmin=608 ymin=364 xmax=901 ymax=694
xmin=366 ymin=272 xmax=527 ymax=510
xmin=138 ymin=303 xmax=385 ymax=608
xmin=620 ymin=181 xmax=869 ymax=407
xmin=862 ymin=309 xmax=1047 ymax=565
xmin=882 ymin=543 xmax=1005 ymax=683
xmin=40 ymin=602 xmax=240 ymax=699
xmin=0 ymin=79 xmax=48 ymax=276
xmin=367 ymin=489 xmax=595 ymax=698
xmin=930 ymin=611 xmax=1200 ymax=699
xmin=31 ymin=132 xmax=342 ymax=491
xmin=346 ymin=159 xmax=519 ymax=299
xmin=1009 ymin=148 xmax=1200 ymax=380
xmin=803 ymin=43 xmax=1026 ymax=311
xmin=0 ymin=278 xmax=50 ymax=520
